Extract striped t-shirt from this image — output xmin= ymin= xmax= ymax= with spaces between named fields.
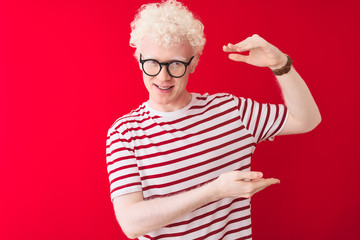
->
xmin=106 ymin=92 xmax=288 ymax=240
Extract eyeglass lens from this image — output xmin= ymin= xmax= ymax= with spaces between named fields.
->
xmin=143 ymin=60 xmax=187 ymax=78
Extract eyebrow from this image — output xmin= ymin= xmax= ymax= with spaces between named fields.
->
xmin=142 ymin=55 xmax=187 ymax=62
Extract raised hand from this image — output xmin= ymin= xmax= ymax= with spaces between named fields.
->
xmin=223 ymin=34 xmax=288 ymax=70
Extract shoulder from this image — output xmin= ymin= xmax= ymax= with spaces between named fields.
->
xmin=194 ymin=92 xmax=240 ymax=104
xmin=108 ymin=103 xmax=150 ymax=134
xmin=198 ymin=92 xmax=251 ymax=107
xmin=188 ymin=92 xmax=246 ymax=116
xmin=195 ymin=93 xmax=262 ymax=119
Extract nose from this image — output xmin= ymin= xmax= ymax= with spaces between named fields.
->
xmin=157 ymin=66 xmax=171 ymax=81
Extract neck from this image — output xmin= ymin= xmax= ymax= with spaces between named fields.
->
xmin=148 ymin=92 xmax=192 ymax=112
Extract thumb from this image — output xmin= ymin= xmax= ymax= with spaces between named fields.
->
xmin=228 ymin=53 xmax=249 ymax=63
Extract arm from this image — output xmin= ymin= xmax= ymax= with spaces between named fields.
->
xmin=223 ymin=34 xmax=321 ymax=135
xmin=113 ymin=171 xmax=279 ymax=239
xmin=274 ymin=66 xmax=321 ymax=135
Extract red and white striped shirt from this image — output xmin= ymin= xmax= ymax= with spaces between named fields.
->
xmin=106 ymin=93 xmax=288 ymax=240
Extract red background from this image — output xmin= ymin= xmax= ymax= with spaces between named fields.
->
xmin=1 ymin=0 xmax=359 ymax=239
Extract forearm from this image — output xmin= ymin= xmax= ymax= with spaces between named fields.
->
xmin=114 ymin=171 xmax=279 ymax=239
xmin=276 ymin=66 xmax=321 ymax=134
xmin=116 ymin=182 xmax=218 ymax=239
xmin=223 ymin=35 xmax=321 ymax=134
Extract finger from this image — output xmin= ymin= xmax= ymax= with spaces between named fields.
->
xmin=228 ymin=53 xmax=249 ymax=63
xmin=224 ymin=34 xmax=265 ymax=53
xmin=223 ymin=45 xmax=234 ymax=52
xmin=235 ymin=34 xmax=266 ymax=52
xmin=251 ymin=178 xmax=280 ymax=192
xmin=233 ymin=37 xmax=253 ymax=52
xmin=244 ymin=178 xmax=280 ymax=198
xmin=232 ymin=171 xmax=263 ymax=181
xmin=223 ymin=43 xmax=237 ymax=52
xmin=250 ymin=178 xmax=264 ymax=182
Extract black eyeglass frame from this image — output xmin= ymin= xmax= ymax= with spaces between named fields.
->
xmin=139 ymin=54 xmax=194 ymax=78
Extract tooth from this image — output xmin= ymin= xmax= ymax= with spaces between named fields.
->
xmin=159 ymin=86 xmax=171 ymax=90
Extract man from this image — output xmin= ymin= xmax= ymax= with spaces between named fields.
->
xmin=106 ymin=0 xmax=321 ymax=239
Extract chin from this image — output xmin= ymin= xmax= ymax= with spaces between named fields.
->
xmin=150 ymin=94 xmax=171 ymax=103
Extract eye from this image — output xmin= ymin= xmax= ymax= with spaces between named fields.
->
xmin=170 ymin=61 xmax=183 ymax=68
xmin=144 ymin=60 xmax=160 ymax=69
xmin=147 ymin=60 xmax=158 ymax=65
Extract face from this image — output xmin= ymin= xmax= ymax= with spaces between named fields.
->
xmin=137 ymin=37 xmax=197 ymax=112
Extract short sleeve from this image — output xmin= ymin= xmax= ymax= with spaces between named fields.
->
xmin=235 ymin=97 xmax=288 ymax=143
xmin=106 ymin=125 xmax=142 ymax=201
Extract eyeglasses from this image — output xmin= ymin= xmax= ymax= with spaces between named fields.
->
xmin=139 ymin=54 xmax=194 ymax=78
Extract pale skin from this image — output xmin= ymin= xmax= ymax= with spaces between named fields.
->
xmin=113 ymin=34 xmax=321 ymax=239
xmin=223 ymin=34 xmax=321 ymax=135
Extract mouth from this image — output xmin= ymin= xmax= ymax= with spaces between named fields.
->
xmin=154 ymin=84 xmax=174 ymax=91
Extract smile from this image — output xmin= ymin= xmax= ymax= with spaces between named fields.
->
xmin=154 ymin=84 xmax=174 ymax=90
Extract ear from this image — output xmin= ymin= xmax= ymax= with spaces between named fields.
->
xmin=189 ymin=54 xmax=200 ymax=73
xmin=133 ymin=49 xmax=142 ymax=70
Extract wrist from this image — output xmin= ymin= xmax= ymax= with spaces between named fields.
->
xmin=270 ymin=55 xmax=293 ymax=76
xmin=205 ymin=180 xmax=223 ymax=202
xmin=269 ymin=54 xmax=288 ymax=70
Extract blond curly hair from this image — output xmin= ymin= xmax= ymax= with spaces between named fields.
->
xmin=130 ymin=0 xmax=206 ymax=54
